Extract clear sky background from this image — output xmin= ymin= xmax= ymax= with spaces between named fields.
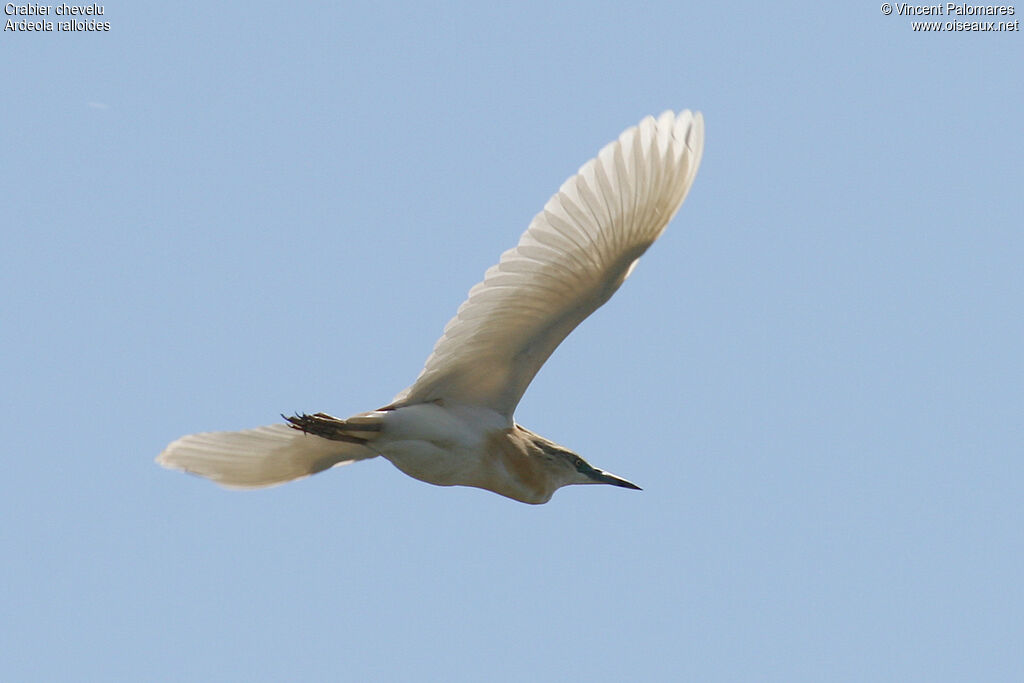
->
xmin=2 ymin=2 xmax=1022 ymax=681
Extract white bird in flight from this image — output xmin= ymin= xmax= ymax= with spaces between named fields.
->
xmin=157 ymin=110 xmax=705 ymax=504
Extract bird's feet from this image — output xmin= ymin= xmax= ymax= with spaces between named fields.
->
xmin=283 ymin=412 xmax=368 ymax=444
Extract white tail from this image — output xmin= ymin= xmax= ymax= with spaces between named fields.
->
xmin=156 ymin=423 xmax=378 ymax=489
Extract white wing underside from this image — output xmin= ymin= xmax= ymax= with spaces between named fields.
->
xmin=392 ymin=110 xmax=705 ymax=418
xmin=156 ymin=424 xmax=377 ymax=489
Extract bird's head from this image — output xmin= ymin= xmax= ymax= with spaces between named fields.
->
xmin=520 ymin=427 xmax=641 ymax=496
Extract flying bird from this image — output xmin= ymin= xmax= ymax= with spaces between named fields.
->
xmin=157 ymin=110 xmax=705 ymax=504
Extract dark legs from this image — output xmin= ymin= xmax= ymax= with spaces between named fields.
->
xmin=283 ymin=412 xmax=373 ymax=444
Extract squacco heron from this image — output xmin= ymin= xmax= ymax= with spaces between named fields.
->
xmin=157 ymin=110 xmax=704 ymax=504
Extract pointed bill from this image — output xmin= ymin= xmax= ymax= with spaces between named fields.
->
xmin=595 ymin=470 xmax=642 ymax=490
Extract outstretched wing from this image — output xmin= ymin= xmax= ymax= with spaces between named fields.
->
xmin=156 ymin=424 xmax=377 ymax=489
xmin=393 ymin=110 xmax=704 ymax=418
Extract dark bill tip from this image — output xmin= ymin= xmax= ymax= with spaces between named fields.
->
xmin=597 ymin=471 xmax=642 ymax=490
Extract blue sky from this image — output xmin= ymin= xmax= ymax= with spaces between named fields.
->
xmin=2 ymin=2 xmax=1022 ymax=681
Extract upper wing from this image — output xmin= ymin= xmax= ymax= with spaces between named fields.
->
xmin=392 ymin=110 xmax=704 ymax=418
